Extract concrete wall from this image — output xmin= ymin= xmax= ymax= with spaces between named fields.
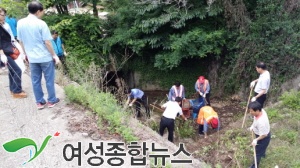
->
xmin=126 ymin=71 xmax=163 ymax=91
xmin=281 ymin=74 xmax=300 ymax=92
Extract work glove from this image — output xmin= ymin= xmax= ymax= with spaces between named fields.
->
xmin=199 ymin=92 xmax=203 ymax=96
xmin=248 ymin=125 xmax=254 ymax=131
xmin=250 ymin=81 xmax=256 ymax=88
xmin=53 ymin=55 xmax=61 ymax=65
xmin=251 ymin=97 xmax=257 ymax=102
xmin=64 ymin=51 xmax=68 ymax=56
xmin=251 ymin=139 xmax=258 ymax=146
xmin=1 ymin=54 xmax=8 ymax=64
xmin=203 ymin=94 xmax=206 ymax=98
xmin=129 ymin=103 xmax=133 ymax=107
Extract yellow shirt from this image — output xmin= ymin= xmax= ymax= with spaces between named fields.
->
xmin=197 ymin=106 xmax=218 ymax=125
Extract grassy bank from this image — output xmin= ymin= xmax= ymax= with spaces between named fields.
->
xmin=198 ymin=90 xmax=300 ymax=167
xmin=64 ymin=84 xmax=138 ymax=142
xmin=259 ymin=90 xmax=300 ymax=167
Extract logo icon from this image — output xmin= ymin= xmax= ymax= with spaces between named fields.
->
xmin=2 ymin=132 xmax=60 ymax=165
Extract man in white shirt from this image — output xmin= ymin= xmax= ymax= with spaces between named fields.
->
xmin=159 ymin=97 xmax=187 ymax=142
xmin=250 ymin=62 xmax=271 ymax=107
xmin=248 ymin=101 xmax=271 ymax=168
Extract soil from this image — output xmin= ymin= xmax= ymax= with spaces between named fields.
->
xmin=65 ymin=105 xmax=123 ymax=141
xmin=63 ymin=90 xmax=246 ymax=167
xmin=144 ymin=91 xmax=246 ymax=167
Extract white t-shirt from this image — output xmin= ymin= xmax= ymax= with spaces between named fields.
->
xmin=252 ymin=109 xmax=270 ymax=136
xmin=162 ymin=101 xmax=183 ymax=120
xmin=254 ymin=70 xmax=271 ymax=94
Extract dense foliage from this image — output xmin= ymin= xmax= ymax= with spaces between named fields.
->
xmin=101 ymin=0 xmax=226 ymax=70
xmin=0 ymin=0 xmax=27 ymax=18
xmin=20 ymin=0 xmax=299 ymax=100
xmin=44 ymin=14 xmax=105 ymax=65
xmin=222 ymin=0 xmax=300 ymax=96
xmin=99 ymin=0 xmax=300 ymax=100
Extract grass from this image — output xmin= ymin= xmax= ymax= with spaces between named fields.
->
xmin=59 ymin=56 xmax=138 ymax=142
xmin=196 ymin=90 xmax=300 ymax=167
xmin=259 ymin=92 xmax=300 ymax=168
xmin=65 ymin=84 xmax=138 ymax=142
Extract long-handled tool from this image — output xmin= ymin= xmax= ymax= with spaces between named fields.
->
xmin=195 ymin=92 xmax=208 ymax=105
xmin=252 ymin=131 xmax=258 ymax=168
xmin=203 ymin=95 xmax=208 ymax=105
xmin=150 ymin=104 xmax=164 ymax=112
xmin=242 ymin=86 xmax=254 ymax=128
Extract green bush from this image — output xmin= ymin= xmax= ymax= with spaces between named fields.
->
xmin=43 ymin=14 xmax=105 ymax=65
xmin=279 ymin=90 xmax=300 ymax=110
xmin=267 ymin=108 xmax=282 ymax=122
xmin=175 ymin=120 xmax=194 ymax=138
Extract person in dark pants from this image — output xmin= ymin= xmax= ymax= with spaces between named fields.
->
xmin=126 ymin=88 xmax=150 ymax=118
xmin=0 ymin=7 xmax=27 ymax=98
xmin=248 ymin=101 xmax=271 ymax=168
xmin=195 ymin=76 xmax=211 ymax=106
xmin=250 ymin=62 xmax=271 ymax=107
xmin=159 ymin=97 xmax=187 ymax=142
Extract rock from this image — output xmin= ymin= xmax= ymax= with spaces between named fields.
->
xmin=82 ymin=132 xmax=89 ymax=137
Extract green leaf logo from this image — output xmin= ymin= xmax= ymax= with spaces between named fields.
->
xmin=2 ymin=132 xmax=60 ymax=164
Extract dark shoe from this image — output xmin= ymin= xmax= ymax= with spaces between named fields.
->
xmin=12 ymin=91 xmax=27 ymax=98
xmin=47 ymin=98 xmax=60 ymax=108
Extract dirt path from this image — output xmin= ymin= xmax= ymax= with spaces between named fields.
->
xmin=0 ymin=71 xmax=204 ymax=168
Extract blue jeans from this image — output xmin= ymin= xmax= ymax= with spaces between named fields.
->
xmin=30 ymin=61 xmax=57 ymax=104
xmin=199 ymin=119 xmax=220 ymax=134
xmin=7 ymin=56 xmax=22 ymax=93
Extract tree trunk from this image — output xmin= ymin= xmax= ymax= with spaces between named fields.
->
xmin=92 ymin=0 xmax=98 ymax=17
xmin=62 ymin=5 xmax=69 ymax=14
xmin=56 ymin=5 xmax=62 ymax=14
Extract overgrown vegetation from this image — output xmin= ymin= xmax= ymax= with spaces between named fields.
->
xmin=65 ymin=83 xmax=138 ymax=142
xmin=175 ymin=119 xmax=194 ymax=139
xmin=5 ymin=0 xmax=299 ymax=101
xmin=279 ymin=89 xmax=300 ymax=110
xmin=44 ymin=14 xmax=104 ymax=65
xmin=194 ymin=90 xmax=300 ymax=167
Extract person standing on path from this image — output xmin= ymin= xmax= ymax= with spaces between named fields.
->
xmin=159 ymin=97 xmax=187 ymax=142
xmin=248 ymin=101 xmax=271 ymax=168
xmin=0 ymin=7 xmax=27 ymax=98
xmin=168 ymin=81 xmax=186 ymax=101
xmin=125 ymin=88 xmax=150 ymax=118
xmin=250 ymin=62 xmax=271 ymax=107
xmin=51 ymin=30 xmax=67 ymax=73
xmin=17 ymin=1 xmax=61 ymax=109
xmin=195 ymin=76 xmax=211 ymax=106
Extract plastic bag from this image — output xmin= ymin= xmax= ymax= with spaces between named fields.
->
xmin=13 ymin=42 xmax=26 ymax=73
xmin=189 ymin=97 xmax=206 ymax=114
